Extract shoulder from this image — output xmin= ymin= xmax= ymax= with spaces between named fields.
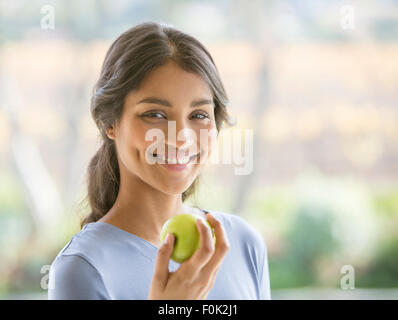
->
xmin=205 ymin=209 xmax=266 ymax=249
xmin=201 ymin=209 xmax=267 ymax=263
xmin=49 ymin=252 xmax=110 ymax=299
xmin=48 ymin=223 xmax=114 ymax=299
xmin=54 ymin=223 xmax=117 ymax=265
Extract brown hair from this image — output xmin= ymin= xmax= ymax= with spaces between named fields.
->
xmin=80 ymin=21 xmax=234 ymax=228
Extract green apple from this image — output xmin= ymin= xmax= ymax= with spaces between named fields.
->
xmin=160 ymin=213 xmax=216 ymax=263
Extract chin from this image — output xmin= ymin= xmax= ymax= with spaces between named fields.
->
xmin=155 ymin=176 xmax=197 ymax=196
xmin=157 ymin=187 xmax=188 ymax=197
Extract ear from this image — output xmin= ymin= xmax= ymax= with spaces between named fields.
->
xmin=105 ymin=125 xmax=116 ymax=140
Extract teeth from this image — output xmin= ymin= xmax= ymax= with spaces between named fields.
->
xmin=154 ymin=154 xmax=196 ymax=164
xmin=177 ymin=157 xmax=190 ymax=164
xmin=154 ymin=153 xmax=197 ymax=165
xmin=167 ymin=158 xmax=178 ymax=164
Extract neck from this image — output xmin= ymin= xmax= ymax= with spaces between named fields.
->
xmin=98 ymin=166 xmax=192 ymax=246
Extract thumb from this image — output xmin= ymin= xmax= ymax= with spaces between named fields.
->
xmin=152 ymin=233 xmax=174 ymax=290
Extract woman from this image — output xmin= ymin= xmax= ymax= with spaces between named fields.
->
xmin=48 ymin=21 xmax=271 ymax=300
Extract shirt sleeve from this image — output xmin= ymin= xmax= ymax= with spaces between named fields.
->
xmin=48 ymin=254 xmax=110 ymax=300
xmin=258 ymin=237 xmax=271 ymax=300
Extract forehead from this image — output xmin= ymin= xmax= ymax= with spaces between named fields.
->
xmin=127 ymin=60 xmax=213 ymax=102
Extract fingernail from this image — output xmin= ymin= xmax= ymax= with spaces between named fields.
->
xmin=166 ymin=233 xmax=172 ymax=244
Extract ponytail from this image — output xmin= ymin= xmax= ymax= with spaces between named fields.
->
xmin=80 ymin=140 xmax=119 ymax=228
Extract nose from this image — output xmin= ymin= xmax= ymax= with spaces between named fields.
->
xmin=165 ymin=120 xmax=197 ymax=155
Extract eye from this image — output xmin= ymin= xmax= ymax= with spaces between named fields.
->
xmin=142 ymin=112 xmax=167 ymax=119
xmin=191 ymin=112 xmax=210 ymax=120
xmin=140 ymin=111 xmax=210 ymax=121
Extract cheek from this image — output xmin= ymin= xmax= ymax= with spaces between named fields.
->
xmin=118 ymin=122 xmax=148 ymax=160
xmin=201 ymin=121 xmax=217 ymax=153
xmin=187 ymin=123 xmax=216 ymax=165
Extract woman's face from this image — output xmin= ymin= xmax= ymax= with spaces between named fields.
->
xmin=106 ymin=60 xmax=217 ymax=195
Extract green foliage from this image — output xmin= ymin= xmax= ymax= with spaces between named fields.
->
xmin=357 ymin=237 xmax=398 ymax=288
xmin=372 ymin=190 xmax=398 ymax=218
xmin=0 ymin=171 xmax=27 ymax=216
xmin=269 ymin=204 xmax=340 ymax=289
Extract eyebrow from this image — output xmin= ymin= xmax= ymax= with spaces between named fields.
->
xmin=136 ymin=96 xmax=214 ymax=108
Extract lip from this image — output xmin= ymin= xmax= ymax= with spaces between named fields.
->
xmin=158 ymin=154 xmax=199 ymax=172
xmin=162 ymin=162 xmax=191 ymax=171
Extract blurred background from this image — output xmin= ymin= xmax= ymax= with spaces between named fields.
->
xmin=1 ymin=0 xmax=398 ymax=299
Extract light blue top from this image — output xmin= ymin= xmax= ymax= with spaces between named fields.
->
xmin=48 ymin=209 xmax=271 ymax=300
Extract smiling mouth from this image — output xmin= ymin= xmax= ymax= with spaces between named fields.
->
xmin=152 ymin=152 xmax=200 ymax=165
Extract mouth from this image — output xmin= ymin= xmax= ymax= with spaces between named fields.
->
xmin=152 ymin=152 xmax=200 ymax=171
xmin=152 ymin=152 xmax=199 ymax=164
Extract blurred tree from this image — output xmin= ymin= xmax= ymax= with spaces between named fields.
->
xmin=269 ymin=204 xmax=340 ymax=288
xmin=357 ymin=236 xmax=398 ymax=287
xmin=229 ymin=0 xmax=273 ymax=215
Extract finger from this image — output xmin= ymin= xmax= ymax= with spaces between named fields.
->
xmin=200 ymin=213 xmax=230 ymax=278
xmin=152 ymin=233 xmax=174 ymax=291
xmin=177 ymin=218 xmax=215 ymax=278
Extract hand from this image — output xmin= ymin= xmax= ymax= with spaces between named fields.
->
xmin=148 ymin=213 xmax=230 ymax=300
